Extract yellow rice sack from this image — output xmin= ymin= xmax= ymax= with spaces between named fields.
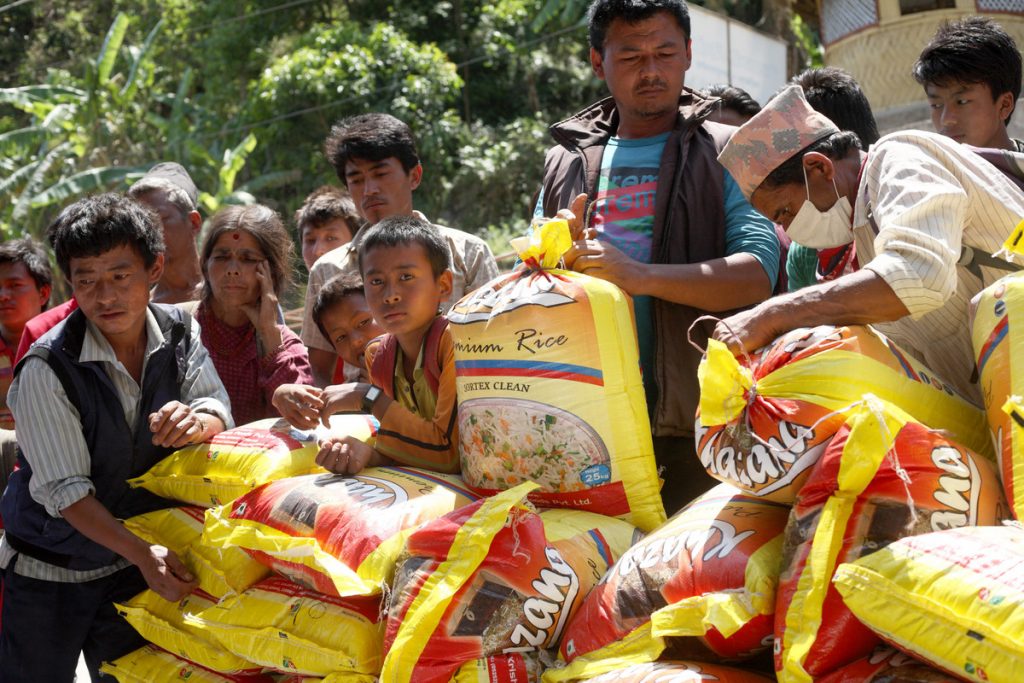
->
xmin=971 ymin=272 xmax=1024 ymax=519
xmin=555 ymin=661 xmax=774 ymax=682
xmin=99 ymin=644 xmax=275 ymax=683
xmin=697 ymin=325 xmax=992 ymax=503
xmin=128 ymin=414 xmax=378 ymax=506
xmin=833 ymin=524 xmax=1024 ymax=683
xmin=202 ymin=466 xmax=479 ymax=596
xmin=116 ymin=588 xmax=259 ymax=674
xmin=186 ymin=576 xmax=384 ymax=677
xmin=123 ymin=506 xmax=269 ymax=598
xmin=448 ymin=219 xmax=665 ymax=531
xmin=451 ymin=654 xmax=543 ymax=682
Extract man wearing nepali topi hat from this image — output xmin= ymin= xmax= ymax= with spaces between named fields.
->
xmin=714 ymin=84 xmax=1024 ymax=403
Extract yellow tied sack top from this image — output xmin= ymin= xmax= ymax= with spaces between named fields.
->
xmin=514 ymin=217 xmax=573 ymax=270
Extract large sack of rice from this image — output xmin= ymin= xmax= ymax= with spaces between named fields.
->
xmin=971 ymin=272 xmax=1024 ymax=519
xmin=202 ymin=466 xmax=478 ymax=596
xmin=186 ymin=576 xmax=383 ymax=677
xmin=834 ymin=524 xmax=1024 ymax=683
xmin=99 ymin=644 xmax=275 ymax=683
xmin=814 ymin=645 xmax=961 ymax=682
xmin=452 ymin=654 xmax=543 ymax=682
xmin=448 ymin=219 xmax=664 ymax=531
xmin=775 ymin=399 xmax=1007 ymax=681
xmin=546 ymin=484 xmax=787 ymax=683
xmin=124 ymin=506 xmax=269 ymax=598
xmin=129 ymin=415 xmax=378 ymax=506
xmin=697 ymin=325 xmax=992 ymax=503
xmin=381 ymin=484 xmax=638 ymax=683
xmin=548 ymin=661 xmax=774 ymax=683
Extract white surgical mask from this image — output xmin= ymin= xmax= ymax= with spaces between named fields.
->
xmin=785 ymin=167 xmax=853 ymax=249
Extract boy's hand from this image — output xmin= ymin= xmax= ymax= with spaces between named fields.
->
xmin=148 ymin=401 xmax=210 ymax=448
xmin=315 ymin=436 xmax=379 ymax=475
xmin=319 ymin=382 xmax=368 ymax=423
xmin=136 ymin=544 xmax=197 ymax=602
xmin=273 ymin=384 xmax=324 ymax=430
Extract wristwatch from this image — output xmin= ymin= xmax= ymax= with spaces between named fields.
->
xmin=361 ymin=385 xmax=383 ymax=414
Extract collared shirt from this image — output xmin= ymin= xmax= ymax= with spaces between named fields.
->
xmin=0 ymin=309 xmax=232 ymax=582
xmin=301 ymin=215 xmax=499 ymax=352
xmin=852 ymin=130 xmax=1024 ymax=402
xmin=0 ymin=334 xmax=14 ymax=430
xmin=393 ymin=344 xmax=437 ymax=421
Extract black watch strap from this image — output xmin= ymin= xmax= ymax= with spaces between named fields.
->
xmin=361 ymin=385 xmax=382 ymax=414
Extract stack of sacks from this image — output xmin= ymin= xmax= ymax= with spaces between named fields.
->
xmin=381 ymin=483 xmax=640 ymax=682
xmin=544 ymin=484 xmax=788 ymax=683
xmin=773 ymin=399 xmax=1006 ymax=681
xmin=696 ymin=325 xmax=992 ymax=502
xmin=555 ymin=662 xmax=775 ymax=682
xmin=99 ymin=644 xmax=276 ymax=682
xmin=448 ymin=218 xmax=665 ymax=532
xmin=815 ymin=645 xmax=961 ymax=682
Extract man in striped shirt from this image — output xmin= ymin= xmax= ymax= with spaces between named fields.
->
xmin=713 ymin=85 xmax=1024 ymax=405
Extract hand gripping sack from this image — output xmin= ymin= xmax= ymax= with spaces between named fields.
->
xmin=186 ymin=576 xmax=383 ymax=677
xmin=555 ymin=661 xmax=774 ymax=683
xmin=99 ymin=644 xmax=276 ymax=683
xmin=834 ymin=524 xmax=1024 ymax=683
xmin=814 ymin=645 xmax=962 ymax=683
xmin=697 ymin=325 xmax=992 ymax=503
xmin=202 ymin=466 xmax=479 ymax=596
xmin=381 ymin=484 xmax=639 ymax=683
xmin=448 ymin=219 xmax=665 ymax=531
xmin=124 ymin=506 xmax=269 ymax=599
xmin=129 ymin=415 xmax=378 ymax=506
xmin=546 ymin=484 xmax=787 ymax=683
xmin=775 ymin=399 xmax=1007 ymax=682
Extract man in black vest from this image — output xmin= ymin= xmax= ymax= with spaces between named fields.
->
xmin=538 ymin=0 xmax=779 ymax=512
xmin=0 ymin=194 xmax=232 ymax=681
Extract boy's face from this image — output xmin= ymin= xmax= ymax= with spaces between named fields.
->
xmin=0 ymin=261 xmax=49 ymax=340
xmin=344 ymin=157 xmax=422 ymax=224
xmin=70 ymin=243 xmax=163 ymax=347
xmin=362 ymin=242 xmax=452 ymax=347
xmin=302 ymin=218 xmax=354 ymax=269
xmin=320 ymin=293 xmax=385 ymax=367
xmin=926 ymin=80 xmax=1015 ymax=149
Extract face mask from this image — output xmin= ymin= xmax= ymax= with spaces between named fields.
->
xmin=785 ymin=167 xmax=854 ymax=249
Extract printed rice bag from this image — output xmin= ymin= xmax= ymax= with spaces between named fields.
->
xmin=775 ymin=399 xmax=1007 ymax=681
xmin=697 ymin=325 xmax=992 ymax=503
xmin=116 ymin=588 xmax=259 ymax=674
xmin=814 ymin=645 xmax=961 ymax=682
xmin=187 ymin=576 xmax=383 ymax=677
xmin=971 ymin=272 xmax=1024 ymax=519
xmin=546 ymin=484 xmax=786 ymax=683
xmin=556 ymin=661 xmax=774 ymax=682
xmin=834 ymin=524 xmax=1024 ymax=683
xmin=452 ymin=653 xmax=543 ymax=682
xmin=129 ymin=415 xmax=378 ymax=506
xmin=99 ymin=644 xmax=275 ymax=683
xmin=448 ymin=219 xmax=664 ymax=531
xmin=124 ymin=505 xmax=269 ymax=598
xmin=382 ymin=484 xmax=639 ymax=683
xmin=202 ymin=466 xmax=479 ymax=596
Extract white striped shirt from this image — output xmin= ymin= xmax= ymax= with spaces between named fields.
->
xmin=0 ymin=309 xmax=232 ymax=582
xmin=853 ymin=130 xmax=1024 ymax=403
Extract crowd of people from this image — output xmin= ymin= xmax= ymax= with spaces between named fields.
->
xmin=0 ymin=0 xmax=1022 ymax=679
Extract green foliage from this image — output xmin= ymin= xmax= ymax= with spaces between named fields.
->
xmin=791 ymin=14 xmax=824 ymax=69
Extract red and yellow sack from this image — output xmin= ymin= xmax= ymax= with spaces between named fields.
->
xmin=124 ymin=506 xmax=269 ymax=599
xmin=187 ymin=576 xmax=383 ymax=677
xmin=448 ymin=219 xmax=665 ymax=531
xmin=971 ymin=272 xmax=1024 ymax=519
xmin=129 ymin=415 xmax=378 ymax=506
xmin=99 ymin=644 xmax=275 ymax=683
xmin=834 ymin=524 xmax=1024 ymax=683
xmin=814 ymin=645 xmax=961 ymax=683
xmin=116 ymin=588 xmax=260 ymax=674
xmin=452 ymin=654 xmax=542 ymax=683
xmin=549 ymin=661 xmax=774 ymax=683
xmin=202 ymin=466 xmax=478 ymax=596
xmin=697 ymin=326 xmax=992 ymax=503
xmin=775 ymin=400 xmax=1007 ymax=681
xmin=382 ymin=484 xmax=638 ymax=683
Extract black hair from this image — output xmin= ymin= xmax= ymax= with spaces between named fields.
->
xmin=913 ymin=16 xmax=1022 ymax=124
xmin=703 ymin=84 xmax=761 ymax=120
xmin=792 ymin=67 xmax=880 ymax=146
xmin=50 ymin=193 xmax=165 ymax=278
xmin=295 ymin=185 xmax=365 ymax=239
xmin=761 ymin=131 xmax=863 ymax=190
xmin=200 ymin=204 xmax=295 ymax=302
xmin=357 ymin=215 xmax=451 ymax=279
xmin=312 ymin=272 xmax=366 ymax=342
xmin=588 ymin=0 xmax=691 ymax=53
xmin=324 ymin=113 xmax=420 ymax=184
xmin=0 ymin=237 xmax=53 ymax=303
